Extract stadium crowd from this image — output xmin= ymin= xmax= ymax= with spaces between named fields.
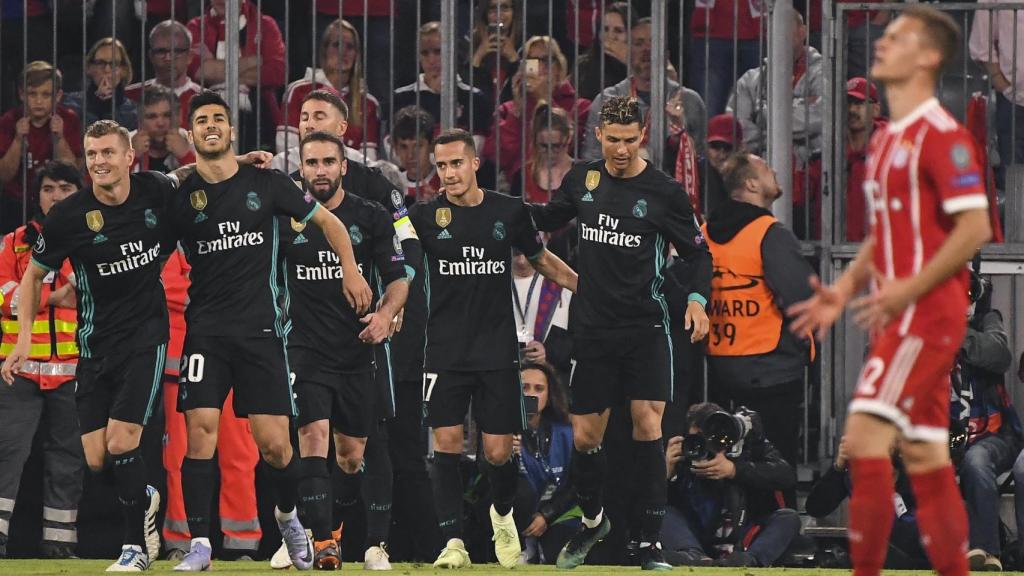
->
xmin=0 ymin=0 xmax=1021 ymax=572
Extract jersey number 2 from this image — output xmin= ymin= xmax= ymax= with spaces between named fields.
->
xmin=182 ymin=354 xmax=206 ymax=383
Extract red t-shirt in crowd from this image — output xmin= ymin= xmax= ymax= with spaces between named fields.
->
xmin=0 ymin=106 xmax=82 ymax=202
xmin=315 ymin=0 xmax=391 ymax=17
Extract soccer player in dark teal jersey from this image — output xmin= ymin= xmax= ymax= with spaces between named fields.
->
xmin=530 ymin=96 xmax=712 ymax=571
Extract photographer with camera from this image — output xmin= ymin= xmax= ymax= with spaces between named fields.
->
xmin=662 ymin=402 xmax=800 ymax=567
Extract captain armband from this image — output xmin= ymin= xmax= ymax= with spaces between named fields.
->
xmin=393 ymin=215 xmax=419 ymax=242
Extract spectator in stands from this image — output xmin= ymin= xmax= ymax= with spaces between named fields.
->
xmin=129 ymin=85 xmax=195 ymax=174
xmin=689 ymin=0 xmax=765 ymax=116
xmin=951 ymin=271 xmax=1020 ymax=572
xmin=510 ymin=247 xmax=572 ymax=383
xmin=844 ymin=77 xmax=885 ymax=242
xmin=394 ymin=21 xmax=493 ymax=148
xmin=0 ymin=161 xmax=83 ymax=560
xmin=517 ymin=104 xmax=575 ymax=205
xmin=271 ymin=89 xmax=366 ymax=176
xmin=125 ymin=20 xmax=202 ymax=128
xmin=0 ymin=62 xmax=82 ymax=234
xmin=969 ymin=2 xmax=1024 ymax=185
xmin=838 ymin=0 xmax=895 ymax=79
xmin=574 ymin=3 xmax=632 ymax=102
xmin=63 ymin=38 xmax=138 ymax=131
xmin=279 ymin=19 xmax=382 ymax=161
xmin=663 ymin=403 xmax=800 ymax=567
xmin=466 ymin=0 xmax=522 ymax=105
xmin=484 ymin=35 xmax=590 ymax=183
xmin=389 ymin=106 xmax=439 ymax=203
xmin=187 ymin=0 xmax=285 ymax=151
xmin=310 ymin=1 xmax=394 ymax=104
xmin=700 ymin=114 xmax=743 ymax=216
xmin=511 ymin=361 xmax=578 ymax=565
xmin=582 ymin=18 xmax=707 ymax=167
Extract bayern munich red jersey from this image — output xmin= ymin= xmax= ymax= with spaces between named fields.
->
xmin=863 ymin=97 xmax=988 ymax=350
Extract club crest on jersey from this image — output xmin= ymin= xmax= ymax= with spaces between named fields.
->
xmin=144 ymin=208 xmax=157 ymax=229
xmin=86 ymin=210 xmax=104 ymax=232
xmin=585 ymin=170 xmax=600 ymax=191
xmin=632 ymin=199 xmax=648 ymax=218
xmin=290 ymin=218 xmax=306 ymax=233
xmin=190 ymin=190 xmax=208 ymax=211
xmin=246 ymin=191 xmax=261 ymax=211
xmin=349 ymin=225 xmax=363 ymax=245
xmin=493 ymin=221 xmax=506 ymax=240
xmin=892 ymin=143 xmax=911 ymax=169
xmin=391 ymin=189 xmax=404 ymax=209
xmin=435 ymin=207 xmax=452 ymax=228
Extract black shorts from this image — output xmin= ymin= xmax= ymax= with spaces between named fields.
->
xmin=293 ymin=365 xmax=375 ymax=438
xmin=177 ymin=335 xmax=294 ymax=417
xmin=569 ymin=330 xmax=673 ymax=415
xmin=76 ymin=343 xmax=168 ymax=434
xmin=422 ymin=368 xmax=525 ymax=435
xmin=373 ymin=342 xmax=396 ymax=420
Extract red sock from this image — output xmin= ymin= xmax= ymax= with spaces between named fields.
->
xmin=910 ymin=465 xmax=968 ymax=576
xmin=849 ymin=458 xmax=895 ymax=576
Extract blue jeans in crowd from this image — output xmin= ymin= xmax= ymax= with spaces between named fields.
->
xmin=661 ymin=505 xmax=800 ymax=566
xmin=688 ymin=38 xmax=763 ymax=117
xmin=960 ymin=434 xmax=1018 ymax=555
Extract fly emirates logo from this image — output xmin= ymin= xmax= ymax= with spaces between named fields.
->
xmin=97 ymin=240 xmax=161 ymax=276
xmin=295 ymin=251 xmax=364 ymax=281
xmin=196 ymin=221 xmax=264 ymax=255
xmin=580 ymin=214 xmax=642 ymax=248
xmin=439 ymin=246 xmax=506 ymax=275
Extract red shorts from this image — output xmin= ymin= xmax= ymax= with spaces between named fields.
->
xmin=848 ymin=330 xmax=957 ymax=443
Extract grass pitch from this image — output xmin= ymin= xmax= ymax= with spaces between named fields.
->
xmin=1 ymin=560 xmax=1020 ymax=575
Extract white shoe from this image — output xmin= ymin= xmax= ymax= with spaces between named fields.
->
xmin=144 ymin=486 xmax=161 ymax=562
xmin=433 ymin=538 xmax=472 ymax=568
xmin=107 ymin=545 xmax=149 ymax=572
xmin=364 ymin=543 xmax=392 ymax=570
xmin=270 ymin=528 xmax=312 ymax=569
xmin=490 ymin=505 xmax=521 ymax=568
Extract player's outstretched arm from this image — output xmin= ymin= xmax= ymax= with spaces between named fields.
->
xmin=0 ymin=263 xmax=46 ymax=384
xmin=531 ymin=248 xmax=578 ymax=294
xmin=359 ymin=279 xmax=410 ymax=344
xmin=309 ymin=207 xmax=373 ymax=314
xmin=787 ymin=237 xmax=876 ymax=340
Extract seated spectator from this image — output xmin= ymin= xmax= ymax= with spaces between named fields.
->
xmin=700 ymin=114 xmax=743 ymax=216
xmin=573 ymin=2 xmax=632 ymax=102
xmin=844 ymin=77 xmax=886 ymax=242
xmin=484 ymin=35 xmax=590 ymax=183
xmin=129 ymin=85 xmax=195 ymax=174
xmin=271 ymin=89 xmax=366 ymax=176
xmin=515 ymin=104 xmax=574 ymax=204
xmin=951 ymin=271 xmax=1020 ymax=572
xmin=466 ymin=0 xmax=521 ymax=105
xmin=389 ymin=106 xmax=440 ymax=203
xmin=125 ymin=19 xmax=202 ymax=128
xmin=689 ymin=0 xmax=765 ymax=116
xmin=0 ymin=61 xmax=82 ymax=233
xmin=278 ymin=18 xmax=382 ymax=161
xmin=63 ymin=37 xmax=138 ymax=131
xmin=511 ymin=361 xmax=578 ymax=565
xmin=187 ymin=0 xmax=285 ymax=151
xmin=582 ymin=18 xmax=706 ymax=171
xmin=0 ymin=161 xmax=84 ymax=559
xmin=663 ymin=403 xmax=800 ymax=567
xmin=394 ymin=21 xmax=493 ymax=148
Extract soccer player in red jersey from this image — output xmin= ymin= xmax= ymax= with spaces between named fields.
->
xmin=788 ymin=6 xmax=991 ymax=576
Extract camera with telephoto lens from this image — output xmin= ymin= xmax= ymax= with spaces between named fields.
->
xmin=681 ymin=407 xmax=763 ymax=466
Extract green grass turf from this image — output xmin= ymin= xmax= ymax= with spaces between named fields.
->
xmin=1 ymin=561 xmax=1023 ymax=575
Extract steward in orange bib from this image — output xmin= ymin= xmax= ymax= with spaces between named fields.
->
xmin=0 ymin=161 xmax=84 ymax=558
xmin=701 ymin=153 xmax=815 ymax=479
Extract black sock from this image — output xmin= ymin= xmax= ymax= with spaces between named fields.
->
xmin=182 ymin=457 xmax=217 ymax=539
xmin=363 ymin=432 xmax=393 ymax=545
xmin=484 ymin=457 xmax=517 ymax=517
xmin=265 ymin=454 xmax=301 ymax=514
xmin=112 ymin=448 xmax=148 ymax=548
xmin=633 ymin=439 xmax=667 ymax=544
xmin=332 ymin=463 xmax=364 ymax=531
xmin=429 ymin=451 xmax=463 ymax=542
xmin=298 ymin=456 xmax=332 ymax=541
xmin=571 ymin=445 xmax=606 ymax=521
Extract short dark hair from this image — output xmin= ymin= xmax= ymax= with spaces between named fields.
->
xmin=35 ymin=161 xmax=82 ymax=197
xmin=392 ymin=106 xmax=434 ymax=143
xmin=299 ymin=130 xmax=346 ymax=161
xmin=599 ymin=96 xmax=643 ymax=127
xmin=721 ymin=152 xmax=759 ymax=197
xmin=687 ymin=402 xmax=724 ymax=430
xmin=433 ymin=128 xmax=476 ymax=156
xmin=188 ymin=90 xmax=231 ymax=126
xmin=520 ymin=361 xmax=569 ymax=424
xmin=141 ymin=84 xmax=176 ymax=112
xmin=20 ymin=61 xmax=62 ymax=91
xmin=84 ymin=120 xmax=132 ymax=150
xmin=902 ymin=5 xmax=961 ymax=74
xmin=302 ymin=89 xmax=349 ymax=121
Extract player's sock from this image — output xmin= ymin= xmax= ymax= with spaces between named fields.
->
xmin=332 ymin=462 xmax=364 ymax=531
xmin=483 ymin=456 xmax=517 ymax=517
xmin=429 ymin=451 xmax=464 ymax=541
xmin=910 ymin=465 xmax=969 ymax=576
xmin=181 ymin=457 xmax=217 ymax=539
xmin=571 ymin=444 xmax=606 ymax=522
xmin=112 ymin=448 xmax=148 ymax=548
xmin=632 ymin=438 xmax=667 ymax=545
xmin=362 ymin=435 xmax=394 ymax=544
xmin=848 ymin=458 xmax=895 ymax=576
xmin=298 ymin=456 xmax=332 ymax=541
xmin=265 ymin=454 xmax=301 ymax=514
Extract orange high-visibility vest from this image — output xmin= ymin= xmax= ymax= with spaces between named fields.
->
xmin=0 ymin=222 xmax=78 ymax=389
